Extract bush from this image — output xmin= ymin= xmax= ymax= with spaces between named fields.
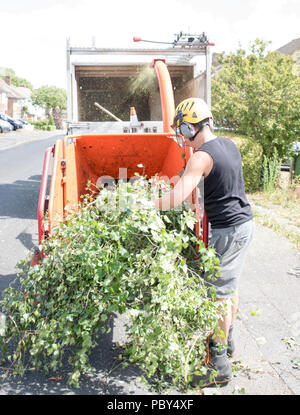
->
xmin=212 ymin=39 xmax=300 ymax=160
xmin=0 ymin=178 xmax=223 ymax=390
xmin=31 ymin=120 xmax=56 ymax=131
xmin=48 ymin=115 xmax=55 ymax=126
xmin=217 ymin=131 xmax=263 ymax=192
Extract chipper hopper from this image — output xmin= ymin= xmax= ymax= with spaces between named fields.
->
xmin=33 ymin=59 xmax=208 ymax=264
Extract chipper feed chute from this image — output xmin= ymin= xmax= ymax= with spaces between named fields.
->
xmin=36 ymin=59 xmax=208 ymax=258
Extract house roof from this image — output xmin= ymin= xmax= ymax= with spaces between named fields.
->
xmin=276 ymin=38 xmax=300 ymax=56
xmin=15 ymin=86 xmax=32 ymax=99
xmin=0 ymin=79 xmax=29 ymax=99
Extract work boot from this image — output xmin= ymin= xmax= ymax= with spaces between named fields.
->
xmin=227 ymin=325 xmax=235 ymax=357
xmin=192 ymin=342 xmax=232 ymax=388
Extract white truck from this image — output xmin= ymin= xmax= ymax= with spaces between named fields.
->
xmin=66 ymin=32 xmax=214 ymax=135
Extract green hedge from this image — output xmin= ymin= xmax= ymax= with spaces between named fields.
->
xmin=31 ymin=118 xmax=56 ymax=131
xmin=216 ymin=131 xmax=263 ymax=192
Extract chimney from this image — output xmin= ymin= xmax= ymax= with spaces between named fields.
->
xmin=5 ymin=75 xmax=11 ymax=86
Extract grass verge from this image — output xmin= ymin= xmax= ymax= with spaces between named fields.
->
xmin=247 ymin=189 xmax=300 ymax=252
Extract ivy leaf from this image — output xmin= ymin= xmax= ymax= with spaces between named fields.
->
xmin=0 ymin=177 xmax=221 ymax=391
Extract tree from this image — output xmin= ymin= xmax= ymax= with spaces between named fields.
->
xmin=211 ymin=39 xmax=300 ymax=159
xmin=11 ymin=75 xmax=33 ymax=91
xmin=32 ymin=85 xmax=67 ymax=129
xmin=0 ymin=67 xmax=33 ymax=90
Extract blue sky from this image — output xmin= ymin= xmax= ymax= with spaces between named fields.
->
xmin=0 ymin=0 xmax=299 ymax=89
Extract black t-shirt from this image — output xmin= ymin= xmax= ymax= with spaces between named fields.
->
xmin=196 ymin=136 xmax=253 ymax=229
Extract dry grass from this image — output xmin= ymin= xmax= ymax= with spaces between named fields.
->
xmin=247 ymin=189 xmax=300 ymax=252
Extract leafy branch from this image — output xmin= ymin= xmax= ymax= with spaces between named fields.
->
xmin=0 ymin=178 xmax=222 ymax=390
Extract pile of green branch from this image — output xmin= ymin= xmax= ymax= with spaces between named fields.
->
xmin=0 ymin=178 xmax=222 ymax=390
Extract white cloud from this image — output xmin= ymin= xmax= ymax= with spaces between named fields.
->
xmin=0 ymin=0 xmax=299 ymax=89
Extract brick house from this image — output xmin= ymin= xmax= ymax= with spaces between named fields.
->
xmin=0 ymin=76 xmax=45 ymax=120
xmin=0 ymin=76 xmax=29 ymax=118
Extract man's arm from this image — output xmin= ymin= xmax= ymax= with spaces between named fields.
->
xmin=154 ymin=151 xmax=212 ymax=210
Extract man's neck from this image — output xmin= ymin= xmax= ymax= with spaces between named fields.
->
xmin=193 ymin=129 xmax=217 ymax=148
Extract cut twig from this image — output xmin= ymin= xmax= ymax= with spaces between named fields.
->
xmin=94 ymin=102 xmax=122 ymax=122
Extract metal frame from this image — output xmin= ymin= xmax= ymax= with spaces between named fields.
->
xmin=66 ymin=35 xmax=213 ymax=132
xmin=38 ymin=145 xmax=54 ymax=245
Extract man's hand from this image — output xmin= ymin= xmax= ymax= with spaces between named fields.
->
xmin=153 ymin=151 xmax=212 ymax=210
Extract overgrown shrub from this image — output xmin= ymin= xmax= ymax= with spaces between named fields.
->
xmin=0 ymin=178 xmax=222 ymax=390
xmin=31 ymin=119 xmax=56 ymax=131
xmin=217 ymin=131 xmax=263 ymax=192
xmin=212 ymin=39 xmax=300 ymax=160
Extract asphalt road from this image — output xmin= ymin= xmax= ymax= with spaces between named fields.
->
xmin=0 ymin=136 xmax=57 ymax=280
xmin=0 ymin=134 xmax=299 ymax=397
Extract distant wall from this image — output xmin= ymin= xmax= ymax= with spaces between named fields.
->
xmin=0 ymin=92 xmax=8 ymax=114
xmin=174 ymin=73 xmax=206 ymax=106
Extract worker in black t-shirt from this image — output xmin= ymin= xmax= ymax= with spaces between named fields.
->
xmin=154 ymin=97 xmax=254 ymax=388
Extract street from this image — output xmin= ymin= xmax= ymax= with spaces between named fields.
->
xmin=0 ymin=134 xmax=299 ymax=395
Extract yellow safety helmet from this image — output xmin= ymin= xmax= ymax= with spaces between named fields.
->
xmin=174 ymin=97 xmax=212 ymax=126
xmin=173 ymin=98 xmax=212 ymax=142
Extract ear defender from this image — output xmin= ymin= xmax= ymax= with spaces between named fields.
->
xmin=179 ymin=122 xmax=198 ymax=140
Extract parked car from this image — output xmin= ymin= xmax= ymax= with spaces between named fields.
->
xmin=16 ymin=118 xmax=32 ymax=127
xmin=281 ymin=160 xmax=292 ymax=172
xmin=15 ymin=118 xmax=34 ymax=130
xmin=280 ymin=142 xmax=300 ymax=172
xmin=8 ymin=115 xmax=24 ymax=129
xmin=0 ymin=113 xmax=22 ymax=130
xmin=0 ymin=119 xmax=14 ymax=133
xmin=16 ymin=118 xmax=27 ymax=125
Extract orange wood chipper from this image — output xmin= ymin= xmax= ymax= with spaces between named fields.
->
xmin=33 ymin=34 xmax=214 ymax=264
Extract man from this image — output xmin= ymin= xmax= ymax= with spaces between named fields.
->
xmin=154 ymin=97 xmax=254 ymax=387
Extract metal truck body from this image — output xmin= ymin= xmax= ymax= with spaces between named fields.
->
xmin=66 ymin=35 xmax=212 ymax=135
